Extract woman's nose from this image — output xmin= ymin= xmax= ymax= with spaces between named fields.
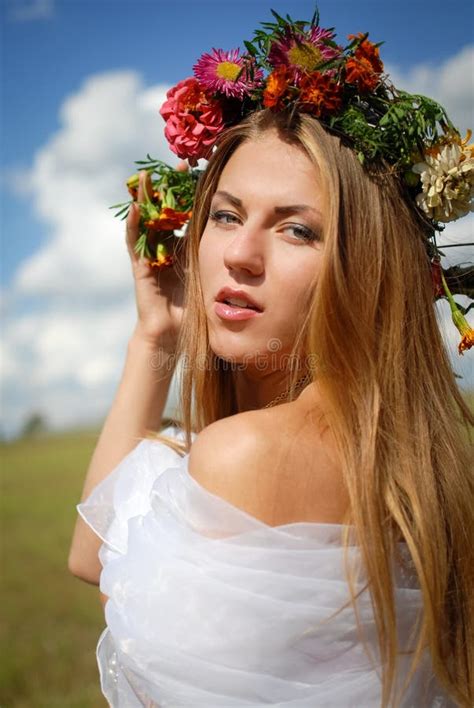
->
xmin=223 ymin=228 xmax=265 ymax=276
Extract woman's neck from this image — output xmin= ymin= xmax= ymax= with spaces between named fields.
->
xmin=233 ymin=368 xmax=313 ymax=411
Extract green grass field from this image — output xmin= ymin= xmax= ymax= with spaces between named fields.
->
xmin=1 ymin=429 xmax=106 ymax=708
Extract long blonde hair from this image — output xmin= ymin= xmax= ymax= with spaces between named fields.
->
xmin=153 ymin=109 xmax=474 ymax=706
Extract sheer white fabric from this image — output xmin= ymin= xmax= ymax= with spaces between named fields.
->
xmin=77 ymin=426 xmax=454 ymax=707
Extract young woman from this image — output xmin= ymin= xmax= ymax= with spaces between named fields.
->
xmin=69 ymin=12 xmax=473 ymax=708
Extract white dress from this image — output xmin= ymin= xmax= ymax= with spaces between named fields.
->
xmin=77 ymin=425 xmax=454 ymax=707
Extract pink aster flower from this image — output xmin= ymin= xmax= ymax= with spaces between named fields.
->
xmin=159 ymin=77 xmax=225 ymax=165
xmin=193 ymin=48 xmax=263 ymax=99
xmin=268 ymin=27 xmax=341 ymax=82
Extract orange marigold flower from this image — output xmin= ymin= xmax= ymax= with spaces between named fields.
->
xmin=345 ymin=56 xmax=379 ymax=92
xmin=348 ymin=33 xmax=383 ymax=72
xmin=299 ymin=71 xmax=343 ymax=117
xmin=441 ymin=269 xmax=474 ymax=355
xmin=263 ymin=67 xmax=291 ymax=109
xmin=454 ymin=312 xmax=474 ymax=355
xmin=149 ymin=254 xmax=174 ymax=270
xmin=459 ymin=329 xmax=474 ymax=355
xmin=346 ymin=33 xmax=384 ymax=92
xmin=145 ymin=207 xmax=191 ymax=232
xmin=149 ymin=243 xmax=175 ymax=270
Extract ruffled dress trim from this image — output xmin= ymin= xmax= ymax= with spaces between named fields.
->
xmin=77 ymin=426 xmax=454 ymax=707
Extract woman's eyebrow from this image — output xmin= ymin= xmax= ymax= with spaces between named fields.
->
xmin=214 ymin=190 xmax=243 ymax=208
xmin=213 ymin=190 xmax=321 ymax=217
xmin=274 ymin=205 xmax=321 ymax=217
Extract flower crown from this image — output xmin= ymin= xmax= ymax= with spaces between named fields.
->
xmin=111 ymin=8 xmax=473 ymax=355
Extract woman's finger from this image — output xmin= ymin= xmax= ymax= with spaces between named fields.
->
xmin=125 ymin=202 xmax=140 ymax=258
xmin=126 ymin=170 xmax=153 ymax=262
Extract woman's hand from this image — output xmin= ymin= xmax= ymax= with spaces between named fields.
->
xmin=126 ymin=167 xmax=187 ymax=353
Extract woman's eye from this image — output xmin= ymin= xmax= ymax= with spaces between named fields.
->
xmin=283 ymin=224 xmax=320 ymax=243
xmin=209 ymin=210 xmax=240 ymax=225
xmin=208 ymin=211 xmax=321 ymax=244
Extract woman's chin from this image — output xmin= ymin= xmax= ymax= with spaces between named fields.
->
xmin=209 ymin=338 xmax=263 ymax=367
xmin=210 ymin=346 xmax=255 ymax=367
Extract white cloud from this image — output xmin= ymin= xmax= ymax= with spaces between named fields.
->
xmin=13 ymin=72 xmax=175 ymax=299
xmin=8 ymin=0 xmax=54 ymax=22
xmin=1 ymin=70 xmax=180 ymax=437
xmin=1 ymin=304 xmax=131 ymax=388
xmin=385 ymin=45 xmax=474 ymax=134
xmin=436 ymin=214 xmax=474 ymax=271
xmin=1 ymin=299 xmax=181 ymax=436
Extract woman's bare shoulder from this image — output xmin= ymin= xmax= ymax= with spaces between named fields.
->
xmin=188 ymin=409 xmax=270 ymax=499
xmin=188 ymin=387 xmax=348 ymax=526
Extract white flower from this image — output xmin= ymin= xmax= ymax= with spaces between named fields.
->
xmin=412 ymin=141 xmax=474 ymax=223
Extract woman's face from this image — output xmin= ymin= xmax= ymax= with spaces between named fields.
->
xmin=198 ymin=130 xmax=325 ymax=371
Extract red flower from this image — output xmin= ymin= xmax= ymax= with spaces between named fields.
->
xmin=346 ymin=33 xmax=384 ymax=93
xmin=263 ymin=67 xmax=291 ymax=109
xmin=149 ymin=254 xmax=174 ymax=270
xmin=145 ymin=207 xmax=191 ymax=232
xmin=350 ymin=34 xmax=384 ymax=73
xmin=149 ymin=243 xmax=175 ymax=270
xmin=299 ymin=71 xmax=343 ymax=117
xmin=159 ymin=77 xmax=225 ymax=165
xmin=268 ymin=26 xmax=340 ymax=83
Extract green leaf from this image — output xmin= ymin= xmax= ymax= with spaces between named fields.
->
xmin=454 ymin=301 xmax=474 ymax=316
xmin=243 ymin=40 xmax=256 ymax=56
xmin=270 ymin=8 xmax=286 ymax=25
xmin=393 ymin=106 xmax=406 ymax=119
xmin=114 ymin=204 xmax=130 ymax=218
xmin=134 ymin=232 xmax=149 ymax=259
xmin=165 ymin=188 xmax=176 ymax=209
xmin=310 ymin=6 xmax=320 ymax=27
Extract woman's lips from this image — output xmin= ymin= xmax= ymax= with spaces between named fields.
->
xmin=214 ymin=301 xmax=263 ymax=321
xmin=215 ymin=287 xmax=263 ymax=312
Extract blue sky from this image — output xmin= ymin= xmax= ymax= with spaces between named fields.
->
xmin=1 ymin=0 xmax=473 ymax=436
